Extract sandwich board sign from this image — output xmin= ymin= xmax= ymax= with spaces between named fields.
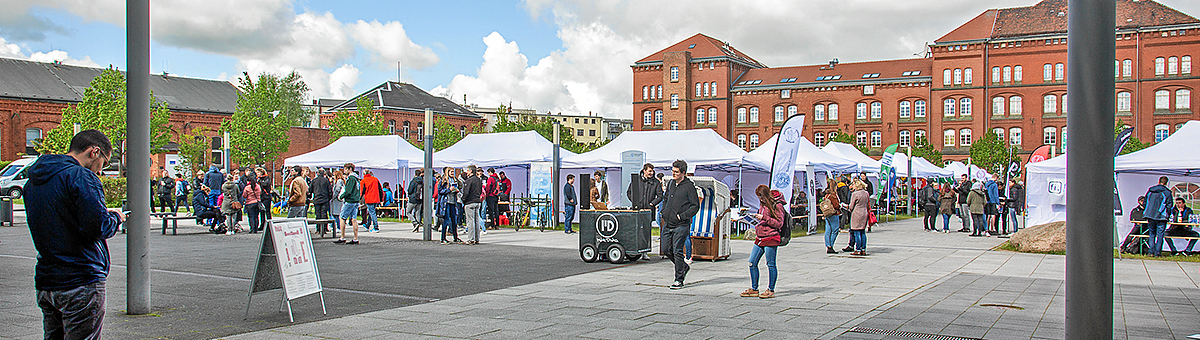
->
xmin=244 ymin=218 xmax=326 ymax=322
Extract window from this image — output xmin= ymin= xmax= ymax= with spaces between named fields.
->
xmin=1055 ymin=63 xmax=1064 ymax=81
xmin=899 ymin=101 xmax=911 ymax=118
xmin=1117 ymin=92 xmax=1132 ymax=112
xmin=1116 ymin=59 xmax=1121 ymax=78
xmin=750 ymin=134 xmax=759 ymax=148
xmin=670 ymin=94 xmax=678 ymax=109
xmin=1156 ymin=90 xmax=1171 ymax=110
xmin=944 ymin=129 xmax=956 ymax=146
xmin=915 ymin=129 xmax=926 ymax=141
xmin=1009 ymin=127 xmax=1022 ymax=145
xmin=915 ymin=100 xmax=926 ymax=118
xmin=815 ymin=133 xmax=826 ymax=147
xmin=696 ymin=83 xmax=702 ymax=97
xmin=828 ymin=104 xmax=839 ymax=120
xmin=1122 ymin=59 xmax=1132 ymax=78
xmin=1169 ymin=56 xmax=1179 ymax=75
xmin=1003 ymin=66 xmax=1012 ymax=82
xmin=708 ymin=108 xmax=717 ymax=124
xmin=737 ymin=107 xmax=747 ymax=123
xmin=655 ymin=110 xmax=663 ymax=125
xmin=643 ymin=110 xmax=652 ymax=125
xmin=964 ymin=68 xmax=973 ymax=84
xmin=1014 ymin=65 xmax=1023 ymax=82
xmin=944 ymin=99 xmax=957 ymax=117
xmin=814 ymin=104 xmax=826 ymax=120
xmin=710 ymin=82 xmax=718 ymax=97
xmin=1178 ymin=89 xmax=1192 ymax=110
xmin=870 ymin=102 xmax=882 ymax=119
xmin=856 ymin=103 xmax=867 ymax=119
xmin=1062 ymin=94 xmax=1068 ymax=114
xmin=703 ymin=83 xmax=710 ymax=97
xmin=577 ymin=128 xmax=584 ymax=136
xmin=960 ymin=128 xmax=972 ymax=146
xmin=749 ymin=107 xmax=759 ymax=123
xmin=670 ymin=121 xmax=678 ymax=130
xmin=642 ymin=86 xmax=648 ymax=100
xmin=417 ymin=122 xmax=424 ymax=141
xmin=460 ymin=126 xmax=467 ymax=137
xmin=710 ymin=62 xmax=715 ymax=70
xmin=1043 ymin=64 xmax=1053 ymax=81
xmin=993 ymin=128 xmax=1005 ymax=143
xmin=992 ymin=66 xmax=1001 ymax=83
xmin=960 ymin=98 xmax=972 ymax=116
xmin=953 ymin=69 xmax=962 ymax=85
xmin=657 ymin=85 xmax=662 ymax=99
xmin=737 ymin=134 xmax=747 ymax=149
xmin=863 ymin=85 xmax=874 ymax=95
xmin=1044 ymin=127 xmax=1057 ymax=145
xmin=1009 ymin=96 xmax=1022 ymax=115
xmin=943 ymin=69 xmax=952 ymax=85
xmin=899 ymin=130 xmax=911 ymax=147
xmin=575 ymin=118 xmax=580 ymax=124
xmin=781 ymin=89 xmax=791 ymax=99
xmin=696 ymin=108 xmax=706 ymax=124
xmin=788 ymin=105 xmax=797 ymax=118
xmin=993 ymin=96 xmax=1005 ymax=116
xmin=670 ymin=67 xmax=678 ymax=81
xmin=774 ymin=106 xmax=785 ymax=122
xmin=387 ymin=119 xmax=396 ymax=134
xmin=1155 ymin=57 xmax=1166 ymax=76
xmin=856 ymin=131 xmax=868 ymax=147
xmin=25 ymin=127 xmax=41 ymax=154
xmin=1183 ymin=56 xmax=1192 ymax=75
xmin=1155 ymin=124 xmax=1170 ymax=142
xmin=1062 ymin=127 xmax=1068 ymax=152
xmin=870 ymin=131 xmax=882 ymax=148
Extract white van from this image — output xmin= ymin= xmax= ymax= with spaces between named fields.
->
xmin=0 ymin=157 xmax=38 ymax=198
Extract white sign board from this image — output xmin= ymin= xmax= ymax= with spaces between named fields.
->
xmin=269 ymin=218 xmax=322 ymax=299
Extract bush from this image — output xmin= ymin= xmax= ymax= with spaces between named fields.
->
xmin=0 ymin=161 xmax=11 ymax=171
xmin=100 ymin=177 xmax=126 ymax=208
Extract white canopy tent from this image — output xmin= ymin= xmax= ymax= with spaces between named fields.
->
xmin=561 ymin=129 xmax=756 ymax=170
xmin=944 ymin=161 xmax=992 ymax=182
xmin=887 ymin=153 xmax=955 ymax=179
xmin=822 ymin=142 xmax=881 ymax=173
xmin=743 ymin=134 xmax=861 ymax=174
xmin=284 ymin=135 xmax=425 ymax=190
xmin=432 ymin=131 xmax=576 ymax=201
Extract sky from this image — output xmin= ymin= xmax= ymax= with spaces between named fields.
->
xmin=2 ymin=0 xmax=1198 ymax=120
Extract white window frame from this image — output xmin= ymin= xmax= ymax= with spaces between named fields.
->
xmin=737 ymin=107 xmax=747 ymax=123
xmin=708 ymin=108 xmax=717 ymax=124
xmin=1156 ymin=90 xmax=1171 ymax=110
xmin=1009 ymin=96 xmax=1022 ymax=115
xmin=1044 ymin=127 xmax=1057 ymax=145
xmin=774 ymin=106 xmax=785 ymax=122
xmin=915 ymin=100 xmax=926 ymax=118
xmin=749 ymin=107 xmax=759 ymax=123
xmin=915 ymin=129 xmax=926 ymax=141
xmin=1156 ymin=57 xmax=1166 ymax=76
xmin=1178 ymin=89 xmax=1192 ymax=110
xmin=1183 ymin=56 xmax=1192 ymax=75
xmin=737 ymin=134 xmax=747 ymax=149
xmin=993 ymin=96 xmax=1005 ymax=116
xmin=781 ymin=89 xmax=791 ymax=99
xmin=670 ymin=67 xmax=679 ymax=81
xmin=1003 ymin=66 xmax=1012 ymax=83
xmin=960 ymin=128 xmax=972 ymax=146
xmin=696 ymin=83 xmax=702 ymax=97
xmin=1014 ymin=65 xmax=1023 ymax=82
xmin=870 ymin=131 xmax=882 ymax=148
xmin=710 ymin=83 xmax=717 ymax=97
xmin=1154 ymin=124 xmax=1170 ymax=142
xmin=943 ymin=69 xmax=952 ymax=85
xmin=670 ymin=94 xmax=679 ymax=109
xmin=856 ymin=103 xmax=867 ymax=120
xmin=1055 ymin=63 xmax=1065 ymax=81
xmin=944 ymin=129 xmax=956 ymax=147
xmin=992 ymin=66 xmax=1001 ymax=83
xmin=953 ymin=69 xmax=962 ymax=85
xmin=750 ymin=134 xmax=759 ymax=148
xmin=863 ymin=85 xmax=874 ymax=95
xmin=1122 ymin=59 xmax=1133 ymax=78
xmin=856 ymin=131 xmax=868 ymax=147
xmin=828 ymin=103 xmax=839 ymax=120
xmin=696 ymin=108 xmax=705 ymax=124
xmin=1043 ymin=94 xmax=1058 ymax=114
xmin=870 ymin=102 xmax=882 ymax=119
xmin=1117 ymin=92 xmax=1132 ymax=112
xmin=964 ymin=68 xmax=973 ymax=84
xmin=815 ymin=133 xmax=825 ymax=147
xmin=642 ymin=86 xmax=648 ymax=100
xmin=814 ymin=104 xmax=825 ymax=120
xmin=899 ymin=101 xmax=911 ymax=118
xmin=960 ymin=98 xmax=972 ymax=116
xmin=670 ymin=121 xmax=679 ymax=130
xmin=654 ymin=110 xmax=663 ymax=125
xmin=643 ymin=110 xmax=652 ymax=125
xmin=788 ymin=105 xmax=797 ymax=118
xmin=1009 ymin=127 xmax=1022 ymax=146
xmin=899 ymin=130 xmax=911 ymax=147
xmin=944 ymin=99 xmax=956 ymax=117
xmin=1169 ymin=56 xmax=1179 ymax=75
xmin=1044 ymin=64 xmax=1053 ymax=81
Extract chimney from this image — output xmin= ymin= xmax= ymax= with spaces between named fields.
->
xmin=828 ymin=58 xmax=839 ymax=68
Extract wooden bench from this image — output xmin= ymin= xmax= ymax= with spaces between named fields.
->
xmin=308 ymin=219 xmax=337 ymax=238
xmin=161 ymin=215 xmax=193 ymax=235
xmin=376 ymin=206 xmax=400 ymax=218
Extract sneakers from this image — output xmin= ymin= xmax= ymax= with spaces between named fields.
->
xmin=347 ymin=240 xmax=359 ymax=245
xmin=225 ymin=230 xmax=234 ymax=235
xmin=740 ymin=289 xmax=759 ymax=297
xmin=842 ymin=246 xmax=854 ymax=252
xmin=372 ymin=229 xmax=380 ymax=233
xmin=334 ymin=239 xmax=347 ymax=244
xmin=669 ymin=281 xmax=684 ymax=290
xmin=827 ymin=247 xmax=838 ymax=254
xmin=684 ymin=257 xmax=692 ymax=264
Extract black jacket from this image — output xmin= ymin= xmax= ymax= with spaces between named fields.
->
xmin=661 ymin=177 xmax=700 ymax=228
xmin=462 ymin=175 xmax=483 ymax=205
xmin=310 ymin=175 xmax=332 ymax=204
xmin=407 ymin=176 xmax=424 ymax=204
xmin=627 ymin=175 xmax=663 ymax=210
xmin=564 ymin=182 xmax=577 ymax=206
xmin=956 ymin=180 xmax=971 ymax=204
xmin=920 ymin=185 xmax=938 ymax=206
xmin=26 ymin=155 xmax=121 ymax=291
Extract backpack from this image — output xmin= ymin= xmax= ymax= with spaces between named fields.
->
xmin=777 ymin=201 xmax=793 ymax=246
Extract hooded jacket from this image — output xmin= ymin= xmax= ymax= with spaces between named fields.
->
xmin=26 ymin=155 xmax=121 ymax=291
xmin=361 ymin=173 xmax=381 ymax=204
xmin=661 ymin=177 xmax=700 ymax=228
xmin=203 ymin=165 xmax=224 ymax=193
xmin=1143 ymin=184 xmax=1172 ymax=221
xmin=985 ymin=180 xmax=1000 ymax=204
xmin=310 ymin=174 xmax=332 ymax=204
xmin=754 ymin=191 xmax=786 ymax=247
xmin=627 ymin=174 xmax=664 ymax=211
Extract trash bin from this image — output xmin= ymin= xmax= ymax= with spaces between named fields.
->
xmin=578 ymin=209 xmax=651 ymax=264
xmin=0 ymin=196 xmax=13 ymax=226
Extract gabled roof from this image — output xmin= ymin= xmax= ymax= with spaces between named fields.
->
xmin=327 ymin=81 xmax=481 ymax=119
xmin=731 ymin=58 xmax=932 ymax=90
xmin=635 ymin=33 xmax=766 ymax=68
xmin=0 ymin=57 xmax=238 ymax=114
xmin=938 ymin=0 xmax=1200 ymax=43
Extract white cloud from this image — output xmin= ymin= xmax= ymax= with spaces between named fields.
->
xmin=348 ymin=20 xmax=439 ymax=70
xmin=0 ymin=37 xmax=99 ymax=67
xmin=328 ymin=64 xmax=361 ymax=99
xmin=0 ymin=37 xmax=22 ymax=58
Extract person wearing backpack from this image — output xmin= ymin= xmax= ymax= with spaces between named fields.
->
xmin=157 ymin=170 xmax=176 ymax=213
xmin=821 ymin=186 xmax=841 ymax=254
xmin=174 ymin=173 xmax=190 ymax=213
xmin=407 ymin=169 xmax=425 ymax=233
xmin=740 ymin=185 xmax=784 ymax=299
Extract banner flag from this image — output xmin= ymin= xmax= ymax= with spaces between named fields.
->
xmin=769 ymin=115 xmax=807 ymax=201
xmin=1028 ymin=145 xmax=1052 ymax=163
xmin=879 ymin=144 xmax=899 ymax=197
xmin=1112 ymin=126 xmax=1134 ymax=216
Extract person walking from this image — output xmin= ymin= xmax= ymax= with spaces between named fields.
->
xmin=563 ymin=174 xmax=577 ymax=233
xmin=310 ymin=168 xmax=332 ymax=233
xmin=955 ymin=175 xmax=972 ymax=233
xmin=1008 ymin=180 xmax=1025 ymax=232
xmin=627 ymin=164 xmax=663 ymax=220
xmin=243 ymin=175 xmax=263 ymax=234
xmin=967 ymin=182 xmax=987 ymax=237
xmin=821 ymin=186 xmax=841 ymax=254
xmin=848 ymin=180 xmax=871 ymax=255
xmin=462 ymin=165 xmax=484 ymax=244
xmin=221 ymin=173 xmax=241 ymax=234
xmin=662 ymin=160 xmax=700 ymax=289
xmin=157 ymin=170 xmax=176 ymax=213
xmin=439 ymin=167 xmax=463 ymax=244
xmin=174 ymin=173 xmax=190 ymax=213
xmin=329 ymin=168 xmax=345 ymax=235
xmin=26 ymin=130 xmax=123 ymax=340
xmin=938 ymin=185 xmax=957 ymax=233
xmin=407 ymin=169 xmax=425 ymax=232
xmin=335 ymin=163 xmax=361 ymax=244
xmin=920 ymin=180 xmax=938 ymax=231
xmin=286 ymin=166 xmax=309 ymax=218
xmin=740 ymin=185 xmax=784 ymax=299
xmin=1143 ymin=176 xmax=1173 ymax=256
xmin=360 ymin=169 xmax=382 ymax=232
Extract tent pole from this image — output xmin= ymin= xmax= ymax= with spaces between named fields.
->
xmin=422 ymin=109 xmax=433 ymax=241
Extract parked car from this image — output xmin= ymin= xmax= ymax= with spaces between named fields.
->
xmin=0 ymin=156 xmax=37 ymax=199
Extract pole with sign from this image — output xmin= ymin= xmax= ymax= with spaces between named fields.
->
xmin=245 ymin=218 xmax=326 ymax=322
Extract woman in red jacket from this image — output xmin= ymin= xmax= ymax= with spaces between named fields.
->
xmin=741 ymin=185 xmax=784 ymax=299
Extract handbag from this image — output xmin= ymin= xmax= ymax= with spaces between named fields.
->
xmin=868 ymin=211 xmax=878 ymax=225
xmin=232 ymin=201 xmax=243 ymax=210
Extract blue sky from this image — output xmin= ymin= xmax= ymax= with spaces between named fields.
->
xmin=2 ymin=0 xmax=1198 ymax=119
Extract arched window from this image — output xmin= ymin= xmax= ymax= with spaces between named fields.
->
xmin=1183 ymin=56 xmax=1192 ymax=75
xmin=1055 ymin=63 xmax=1065 ymax=81
xmin=899 ymin=130 xmax=911 ymax=147
xmin=828 ymin=103 xmax=839 ymax=120
xmin=1117 ymin=92 xmax=1132 ymax=112
xmin=993 ymin=128 xmax=1005 ymax=142
xmin=703 ymin=82 xmax=710 ymax=97
xmin=1168 ymin=56 xmax=1179 ymax=75
xmin=1155 ymin=57 xmax=1166 ymax=76
xmin=403 ymin=121 xmax=411 ymax=139
xmin=388 ymin=119 xmax=396 ymax=134
xmin=856 ymin=103 xmax=867 ymax=120
xmin=899 ymin=101 xmax=911 ymax=118
xmin=1061 ymin=126 xmax=1068 ymax=152
xmin=1156 ymin=90 xmax=1171 ymax=110
xmin=814 ymin=104 xmax=825 ymax=120
xmin=737 ymin=107 xmax=747 ymax=123
xmin=870 ymin=131 xmax=881 ymax=148
xmin=654 ymin=110 xmax=663 ymax=125
xmin=459 ymin=126 xmax=466 ymax=137
xmin=1043 ymin=64 xmax=1053 ymax=81
xmin=915 ymin=129 xmax=926 ymax=141
xmin=417 ymin=122 xmax=424 ymax=141
xmin=870 ymin=102 xmax=882 ymax=119
xmin=992 ymin=67 xmax=1001 ymax=83
xmin=788 ymin=105 xmax=797 ymax=117
xmin=856 ymin=131 xmax=868 ymax=147
xmin=749 ymin=107 xmax=759 ymax=123
xmin=737 ymin=134 xmax=747 ymax=149
xmin=993 ymin=96 xmax=1005 ymax=116
xmin=915 ymin=100 xmax=926 ymax=118
xmin=696 ymin=83 xmax=702 ymax=97
xmin=643 ymin=110 xmax=652 ymax=125
xmin=1043 ymin=127 xmax=1057 ymax=145
xmin=774 ymin=106 xmax=785 ymax=122
xmin=1177 ymin=89 xmax=1192 ymax=111
xmin=1062 ymin=94 xmax=1068 ymax=114
xmin=696 ymin=108 xmax=706 ymax=124
xmin=1122 ymin=59 xmax=1132 ymax=78
xmin=944 ymin=129 xmax=956 ymax=147
xmin=953 ymin=69 xmax=962 ymax=85
xmin=960 ymin=98 xmax=972 ymax=116
xmin=642 ymin=86 xmax=648 ymax=100
xmin=656 ymin=85 xmax=662 ymax=99
xmin=1003 ymin=66 xmax=1012 ymax=82
xmin=814 ymin=132 xmax=826 ymax=147
xmin=1009 ymin=96 xmax=1022 ymax=115
xmin=750 ymin=134 xmax=760 ymax=148
xmin=1155 ymin=124 xmax=1170 ymax=142
xmin=960 ymin=128 xmax=972 ymax=146
xmin=710 ymin=82 xmax=717 ymax=97
xmin=943 ymin=69 xmax=952 ymax=85
xmin=1009 ymin=127 xmax=1022 ymax=146
xmin=25 ymin=127 xmax=42 ymax=155
xmin=944 ymin=99 xmax=956 ymax=117
xmin=964 ymin=68 xmax=973 ymax=84
xmin=708 ymin=108 xmax=717 ymax=124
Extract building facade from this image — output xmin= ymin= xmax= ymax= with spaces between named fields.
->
xmin=320 ymin=81 xmax=485 ymax=144
xmin=472 ymin=105 xmax=616 ymax=145
xmin=632 ymin=0 xmax=1200 ymax=162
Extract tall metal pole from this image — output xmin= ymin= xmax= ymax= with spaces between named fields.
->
xmin=552 ymin=121 xmax=561 ymax=228
xmin=1066 ymin=0 xmax=1114 ymax=338
xmin=126 ymin=0 xmax=152 ymax=315
xmin=422 ymin=109 xmax=433 ymax=241
xmin=906 ymin=147 xmax=913 ymax=217
xmin=223 ymin=130 xmax=230 ymax=174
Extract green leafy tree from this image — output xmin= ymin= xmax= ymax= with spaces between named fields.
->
xmin=829 ymin=129 xmax=868 ymax=155
xmin=223 ymin=72 xmax=308 ymax=167
xmin=968 ymin=130 xmax=1021 ymax=175
xmin=37 ymin=67 xmax=172 ymax=172
xmin=491 ymin=108 xmax=590 ymax=153
xmin=327 ymin=96 xmax=387 ymax=143
xmin=910 ymin=135 xmax=943 ymax=165
xmin=175 ymin=126 xmax=214 ymax=176
xmin=1115 ymin=120 xmax=1150 ymax=155
xmin=430 ymin=116 xmax=482 ymax=151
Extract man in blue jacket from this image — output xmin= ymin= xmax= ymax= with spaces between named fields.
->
xmin=984 ymin=175 xmax=1000 ymax=235
xmin=1143 ymin=176 xmax=1174 ymax=256
xmin=204 ymin=165 xmax=224 ymax=206
xmin=27 ymin=130 xmax=123 ymax=339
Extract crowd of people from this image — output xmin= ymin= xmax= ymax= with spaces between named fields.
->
xmin=1126 ymin=176 xmax=1197 ymax=256
xmin=399 ymin=165 xmax=512 ymax=245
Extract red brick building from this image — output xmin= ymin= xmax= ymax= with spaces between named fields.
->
xmin=633 ymin=0 xmax=1200 ymax=162
xmin=319 ymin=81 xmax=485 ymax=145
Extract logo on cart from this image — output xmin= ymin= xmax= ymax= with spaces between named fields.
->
xmin=596 ymin=213 xmax=619 ymax=239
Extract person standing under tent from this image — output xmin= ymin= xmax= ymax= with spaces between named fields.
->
xmin=361 ymin=169 xmax=382 ymax=233
xmin=439 ymin=167 xmax=464 ymax=244
xmin=593 ymin=170 xmax=610 ymax=208
xmin=848 ymin=180 xmax=872 ymax=256
xmin=329 ymin=168 xmax=345 ymax=235
xmin=661 ymin=160 xmax=700 ymax=290
xmin=498 ymin=171 xmax=512 ymax=223
xmin=938 ymin=185 xmax=957 ymax=233
xmin=1008 ymin=180 xmax=1025 ymax=233
xmin=1166 ymin=198 xmax=1197 ymax=255
xmin=462 ymin=165 xmax=484 ymax=244
xmin=335 ymin=163 xmax=361 ymax=244
xmin=590 ymin=176 xmax=609 ymax=210
xmin=628 ymin=163 xmax=663 ymax=220
xmin=407 ymin=169 xmax=425 ymax=233
xmin=310 ymin=169 xmax=332 ymax=233
xmin=740 ymin=185 xmax=784 ymax=299
xmin=967 ymin=182 xmax=987 ymax=237
xmin=790 ymin=189 xmax=808 ymax=228
xmin=484 ymin=168 xmax=500 ymax=230
xmin=822 ymin=186 xmax=841 ymax=254
xmin=286 ymin=166 xmax=308 ymax=219
xmin=563 ymin=174 xmax=577 ymax=234
xmin=955 ymin=175 xmax=972 ymax=233
xmin=1142 ymin=176 xmax=1173 ymax=256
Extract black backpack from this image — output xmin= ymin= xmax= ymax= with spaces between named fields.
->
xmin=777 ymin=201 xmax=793 ymax=246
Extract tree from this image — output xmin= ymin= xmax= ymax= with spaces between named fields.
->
xmin=829 ymin=129 xmax=868 ymax=155
xmin=37 ymin=67 xmax=172 ymax=172
xmin=327 ymin=96 xmax=387 ymax=143
xmin=968 ymin=130 xmax=1020 ymax=175
xmin=175 ymin=126 xmax=215 ymax=177
xmin=910 ymin=135 xmax=943 ymax=165
xmin=490 ymin=107 xmax=591 ymax=153
xmin=430 ymin=116 xmax=480 ymax=151
xmin=1115 ymin=120 xmax=1150 ymax=155
xmin=223 ymin=72 xmax=308 ymax=167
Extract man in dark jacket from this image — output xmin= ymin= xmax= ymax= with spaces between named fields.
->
xmin=157 ymin=170 xmax=176 ymax=213
xmin=27 ymin=130 xmax=123 ymax=339
xmin=1007 ymin=180 xmax=1024 ymax=232
xmin=192 ymin=185 xmax=221 ymax=229
xmin=955 ymin=175 xmax=972 ymax=232
xmin=311 ymin=169 xmax=333 ymax=221
xmin=461 ymin=165 xmax=484 ymax=244
xmin=627 ymin=163 xmax=663 ymax=220
xmin=204 ymin=165 xmax=224 ymax=206
xmin=920 ymin=180 xmax=939 ymax=231
xmin=661 ymin=160 xmax=699 ymax=290
xmin=406 ymin=169 xmax=425 ymax=232
xmin=564 ymin=174 xmax=577 ymax=233
xmin=1143 ymin=176 xmax=1173 ymax=256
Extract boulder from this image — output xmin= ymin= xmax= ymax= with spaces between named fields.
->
xmin=1008 ymin=221 xmax=1066 ymax=253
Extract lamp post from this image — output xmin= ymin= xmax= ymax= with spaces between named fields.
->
xmin=223 ymin=130 xmax=230 ymax=174
xmin=553 ymin=121 xmax=561 ymax=229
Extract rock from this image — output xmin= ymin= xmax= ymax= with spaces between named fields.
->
xmin=1008 ymin=221 xmax=1066 ymax=253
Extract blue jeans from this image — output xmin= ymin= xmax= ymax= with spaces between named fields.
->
xmin=564 ymin=205 xmax=576 ymax=232
xmin=246 ymin=202 xmax=261 ymax=232
xmin=685 ymin=232 xmax=692 ymax=259
xmin=942 ymin=214 xmax=952 ymax=231
xmin=1147 ymin=220 xmax=1168 ymax=255
xmin=365 ymin=203 xmax=379 ymax=231
xmin=748 ymin=245 xmax=777 ymax=291
xmin=850 ymin=229 xmax=866 ymax=251
xmin=38 ymin=282 xmax=105 ymax=340
xmin=441 ymin=204 xmax=460 ymax=242
xmin=1009 ymin=209 xmax=1021 ymax=231
xmin=824 ymin=214 xmax=840 ymax=248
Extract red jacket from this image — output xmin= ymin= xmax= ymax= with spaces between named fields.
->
xmin=485 ymin=174 xmax=499 ymax=197
xmin=755 ymin=191 xmax=786 ymax=247
xmin=361 ymin=174 xmax=381 ymax=204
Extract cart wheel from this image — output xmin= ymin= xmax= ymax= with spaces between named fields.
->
xmin=580 ymin=244 xmax=598 ymax=263
xmin=626 ymin=253 xmax=642 ymax=262
xmin=607 ymin=244 xmax=626 ymax=264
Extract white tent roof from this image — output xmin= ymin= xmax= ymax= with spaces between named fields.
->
xmin=432 ymin=131 xmax=575 ymax=168
xmin=945 ymin=161 xmax=993 ymax=181
xmin=1025 ymin=155 xmax=1067 ymax=174
xmin=744 ymin=134 xmax=860 ymax=173
xmin=285 ymin=135 xmax=424 ymax=169
xmin=561 ymin=129 xmax=753 ymax=170
xmin=821 ymin=142 xmax=881 ymax=173
xmin=887 ymin=153 xmax=954 ymax=178
xmin=1115 ymin=120 xmax=1200 ymax=176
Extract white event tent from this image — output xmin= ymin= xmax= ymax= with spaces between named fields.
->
xmin=284 ymin=135 xmax=424 ymax=187
xmin=944 ymin=161 xmax=992 ymax=182
xmin=744 ymin=134 xmax=861 ymax=174
xmin=887 ymin=153 xmax=954 ymax=179
xmin=432 ymin=131 xmax=576 ymax=199
xmin=822 ymin=142 xmax=882 ymax=173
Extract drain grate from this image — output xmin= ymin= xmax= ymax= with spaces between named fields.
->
xmin=847 ymin=327 xmax=984 ymax=340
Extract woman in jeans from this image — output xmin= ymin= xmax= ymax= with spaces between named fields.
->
xmin=439 ymin=168 xmax=464 ymax=244
xmin=329 ymin=169 xmax=345 ymax=234
xmin=848 ymin=180 xmax=871 ymax=256
xmin=938 ymin=185 xmax=957 ymax=233
xmin=242 ymin=177 xmax=263 ymax=233
xmin=822 ymin=186 xmax=841 ymax=254
xmin=220 ymin=173 xmax=240 ymax=235
xmin=741 ymin=185 xmax=784 ymax=299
